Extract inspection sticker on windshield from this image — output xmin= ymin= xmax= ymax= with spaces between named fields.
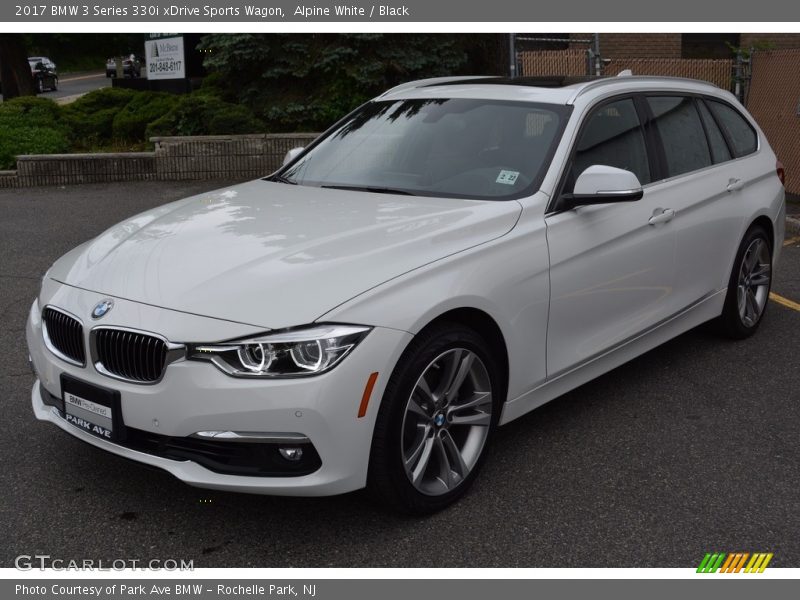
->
xmin=496 ymin=170 xmax=520 ymax=185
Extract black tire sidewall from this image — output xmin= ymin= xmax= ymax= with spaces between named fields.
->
xmin=368 ymin=322 xmax=502 ymax=514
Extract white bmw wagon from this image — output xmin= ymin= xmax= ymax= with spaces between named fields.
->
xmin=27 ymin=75 xmax=786 ymax=513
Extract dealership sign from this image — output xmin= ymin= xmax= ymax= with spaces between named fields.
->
xmin=145 ymin=34 xmax=185 ymax=80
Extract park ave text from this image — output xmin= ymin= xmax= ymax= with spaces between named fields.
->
xmin=14 ymin=3 xmax=411 ymax=18
xmin=16 ymin=584 xmax=317 ymax=597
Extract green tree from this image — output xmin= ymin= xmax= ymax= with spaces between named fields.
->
xmin=0 ymin=34 xmax=35 ymax=99
xmin=197 ymin=34 xmax=485 ymax=131
xmin=23 ymin=33 xmax=144 ymax=72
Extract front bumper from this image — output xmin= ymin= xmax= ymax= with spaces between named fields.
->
xmin=27 ymin=291 xmax=411 ymax=496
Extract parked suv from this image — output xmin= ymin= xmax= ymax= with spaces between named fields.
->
xmin=26 ymin=75 xmax=785 ymax=513
xmin=106 ymin=55 xmax=142 ymax=78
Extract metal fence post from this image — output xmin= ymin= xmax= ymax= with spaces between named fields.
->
xmin=593 ymin=33 xmax=602 ymax=77
xmin=509 ymin=33 xmax=517 ymax=78
xmin=744 ymin=47 xmax=754 ymax=106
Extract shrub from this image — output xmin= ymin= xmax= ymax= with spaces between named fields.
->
xmin=0 ymin=97 xmax=69 ymax=169
xmin=67 ymin=87 xmax=139 ymax=112
xmin=145 ymin=94 xmax=264 ymax=138
xmin=0 ymin=126 xmax=70 ymax=169
xmin=208 ymin=104 xmax=265 ymax=134
xmin=0 ymin=96 xmax=62 ymax=126
xmin=61 ymin=87 xmax=138 ymax=144
xmin=111 ymin=92 xmax=178 ymax=141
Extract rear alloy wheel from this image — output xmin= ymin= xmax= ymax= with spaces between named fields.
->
xmin=368 ymin=323 xmax=500 ymax=514
xmin=719 ymin=225 xmax=772 ymax=338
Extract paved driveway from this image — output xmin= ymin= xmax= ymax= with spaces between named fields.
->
xmin=1 ymin=181 xmax=798 ymax=568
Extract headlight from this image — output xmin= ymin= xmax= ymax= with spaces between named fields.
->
xmin=188 ymin=324 xmax=371 ymax=378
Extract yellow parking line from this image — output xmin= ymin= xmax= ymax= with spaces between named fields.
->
xmin=783 ymin=236 xmax=800 ymax=247
xmin=770 ymin=292 xmax=800 ymax=312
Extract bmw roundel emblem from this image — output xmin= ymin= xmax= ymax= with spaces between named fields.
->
xmin=91 ymin=299 xmax=114 ymax=319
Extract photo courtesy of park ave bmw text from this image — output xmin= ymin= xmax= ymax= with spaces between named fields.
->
xmin=0 ymin=0 xmax=799 ymax=595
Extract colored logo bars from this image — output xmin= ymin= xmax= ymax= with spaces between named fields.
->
xmin=697 ymin=552 xmax=773 ymax=573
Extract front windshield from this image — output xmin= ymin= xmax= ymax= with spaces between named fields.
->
xmin=278 ymin=98 xmax=567 ymax=200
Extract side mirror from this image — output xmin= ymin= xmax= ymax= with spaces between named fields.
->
xmin=282 ymin=147 xmax=305 ymax=166
xmin=560 ymin=165 xmax=643 ymax=211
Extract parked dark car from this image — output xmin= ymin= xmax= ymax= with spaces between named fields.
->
xmin=28 ymin=57 xmax=58 ymax=93
xmin=106 ymin=55 xmax=143 ymax=78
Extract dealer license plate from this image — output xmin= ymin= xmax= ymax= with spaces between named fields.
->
xmin=61 ymin=375 xmax=122 ymax=441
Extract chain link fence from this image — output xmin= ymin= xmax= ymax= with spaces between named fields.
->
xmin=518 ymin=49 xmax=591 ymax=78
xmin=602 ymin=57 xmax=734 ymax=90
xmin=518 ymin=49 xmax=734 ymax=91
xmin=745 ymin=49 xmax=800 ymax=194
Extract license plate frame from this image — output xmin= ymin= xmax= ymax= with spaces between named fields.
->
xmin=60 ymin=374 xmax=125 ymax=442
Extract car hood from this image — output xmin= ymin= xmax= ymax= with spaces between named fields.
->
xmin=49 ymin=180 xmax=522 ymax=329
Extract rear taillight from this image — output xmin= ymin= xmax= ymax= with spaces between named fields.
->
xmin=776 ymin=160 xmax=785 ymax=186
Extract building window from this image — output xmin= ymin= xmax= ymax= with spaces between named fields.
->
xmin=681 ymin=33 xmax=740 ymax=59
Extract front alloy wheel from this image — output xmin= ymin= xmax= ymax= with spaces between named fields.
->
xmin=402 ymin=348 xmax=493 ymax=496
xmin=368 ymin=323 xmax=500 ymax=514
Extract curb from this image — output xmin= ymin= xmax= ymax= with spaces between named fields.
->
xmin=54 ymin=94 xmax=84 ymax=105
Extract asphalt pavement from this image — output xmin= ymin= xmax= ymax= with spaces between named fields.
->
xmin=1 ymin=71 xmax=109 ymax=103
xmin=48 ymin=71 xmax=110 ymax=102
xmin=1 ymin=181 xmax=798 ymax=568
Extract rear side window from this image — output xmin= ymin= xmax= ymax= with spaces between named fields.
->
xmin=566 ymin=98 xmax=651 ymax=192
xmin=647 ymin=96 xmax=712 ymax=177
xmin=707 ymin=100 xmax=758 ymax=157
xmin=697 ymin=100 xmax=732 ymax=164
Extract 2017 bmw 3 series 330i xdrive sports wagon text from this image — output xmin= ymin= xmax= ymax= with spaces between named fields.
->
xmin=27 ymin=75 xmax=785 ymax=513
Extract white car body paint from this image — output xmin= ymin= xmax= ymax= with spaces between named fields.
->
xmin=27 ymin=76 xmax=785 ymax=495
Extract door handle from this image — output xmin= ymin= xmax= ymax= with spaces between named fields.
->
xmin=648 ymin=208 xmax=675 ymax=226
xmin=726 ymin=178 xmax=744 ymax=192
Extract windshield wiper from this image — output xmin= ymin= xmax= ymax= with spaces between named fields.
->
xmin=320 ymin=184 xmax=416 ymax=196
xmin=267 ymin=174 xmax=297 ymax=185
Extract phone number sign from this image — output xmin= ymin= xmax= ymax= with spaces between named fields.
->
xmin=145 ymin=35 xmax=185 ymax=80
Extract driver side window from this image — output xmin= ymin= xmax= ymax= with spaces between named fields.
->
xmin=565 ymin=98 xmax=651 ymax=193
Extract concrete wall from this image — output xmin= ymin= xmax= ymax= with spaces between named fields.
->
xmin=0 ymin=133 xmax=319 ymax=189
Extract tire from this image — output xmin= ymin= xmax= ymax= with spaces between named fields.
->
xmin=51 ymin=78 xmax=58 ymax=92
xmin=36 ymin=78 xmax=43 ymax=93
xmin=718 ymin=224 xmax=773 ymax=339
xmin=367 ymin=322 xmax=501 ymax=514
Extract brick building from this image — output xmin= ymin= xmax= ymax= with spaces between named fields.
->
xmin=565 ymin=33 xmax=800 ymax=59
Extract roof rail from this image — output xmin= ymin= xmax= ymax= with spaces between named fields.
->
xmin=379 ymin=76 xmax=497 ymax=97
xmin=567 ymin=75 xmax=720 ymax=103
